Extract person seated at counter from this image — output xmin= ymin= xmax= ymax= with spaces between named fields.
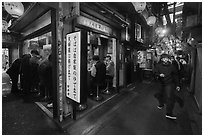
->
xmin=88 ymin=55 xmax=106 ymax=96
xmin=105 ymin=55 xmax=114 ymax=88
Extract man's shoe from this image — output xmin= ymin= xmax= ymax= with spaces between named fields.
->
xmin=157 ymin=105 xmax=164 ymax=110
xmin=165 ymin=114 xmax=177 ymax=120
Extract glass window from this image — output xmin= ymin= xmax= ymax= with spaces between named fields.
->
xmin=23 ymin=32 xmax=52 ymax=59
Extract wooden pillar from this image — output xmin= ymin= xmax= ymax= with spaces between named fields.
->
xmin=50 ymin=3 xmax=66 ymax=121
xmin=116 ymin=39 xmax=120 ymax=92
xmin=51 ymin=7 xmax=59 ymax=119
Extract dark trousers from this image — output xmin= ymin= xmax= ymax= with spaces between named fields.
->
xmin=20 ymin=74 xmax=31 ymax=93
xmin=106 ymin=75 xmax=113 ymax=88
xmin=155 ymin=83 xmax=176 ymax=115
xmin=11 ymin=76 xmax=19 ymax=93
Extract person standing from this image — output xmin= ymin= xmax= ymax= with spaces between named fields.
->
xmin=154 ymin=54 xmax=181 ymax=120
xmin=89 ymin=55 xmax=106 ymax=95
xmin=20 ymin=50 xmax=40 ymax=101
xmin=105 ymin=55 xmax=114 ymax=88
xmin=6 ymin=58 xmax=22 ymax=94
xmin=20 ymin=53 xmax=31 ymax=94
xmin=29 ymin=50 xmax=41 ymax=93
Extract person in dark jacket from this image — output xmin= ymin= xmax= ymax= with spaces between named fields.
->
xmin=89 ymin=55 xmax=106 ymax=95
xmin=20 ymin=53 xmax=31 ymax=94
xmin=20 ymin=50 xmax=40 ymax=101
xmin=29 ymin=50 xmax=41 ymax=93
xmin=6 ymin=58 xmax=22 ymax=94
xmin=38 ymin=54 xmax=52 ymax=103
xmin=154 ymin=54 xmax=182 ymax=120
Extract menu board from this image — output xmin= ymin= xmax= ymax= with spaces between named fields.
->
xmin=66 ymin=31 xmax=81 ymax=103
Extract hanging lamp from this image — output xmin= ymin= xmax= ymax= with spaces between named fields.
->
xmin=132 ymin=2 xmax=146 ymax=13
xmin=4 ymin=2 xmax=24 ymax=18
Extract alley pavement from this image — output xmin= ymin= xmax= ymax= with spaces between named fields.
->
xmin=2 ymin=72 xmax=66 ymax=135
xmin=2 ymin=76 xmax=201 ymax=135
xmin=63 ymin=82 xmax=198 ymax=135
xmin=2 ymin=93 xmax=67 ymax=135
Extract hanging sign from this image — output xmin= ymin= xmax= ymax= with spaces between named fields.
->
xmin=66 ymin=31 xmax=81 ymax=103
xmin=77 ymin=16 xmax=112 ymax=36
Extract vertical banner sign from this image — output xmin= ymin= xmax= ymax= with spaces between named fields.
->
xmin=66 ymin=31 xmax=81 ymax=103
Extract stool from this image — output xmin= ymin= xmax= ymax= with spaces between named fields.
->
xmin=93 ymin=83 xmax=103 ymax=101
xmin=103 ymin=78 xmax=112 ymax=95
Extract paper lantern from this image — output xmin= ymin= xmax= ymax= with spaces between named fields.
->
xmin=132 ymin=2 xmax=146 ymax=13
xmin=4 ymin=2 xmax=24 ymax=18
xmin=2 ymin=20 xmax=8 ymax=32
xmin=146 ymin=16 xmax=156 ymax=26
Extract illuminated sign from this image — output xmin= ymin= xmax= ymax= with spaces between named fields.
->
xmin=66 ymin=31 xmax=81 ymax=103
xmin=77 ymin=16 xmax=112 ymax=35
xmin=137 ymin=51 xmax=146 ymax=68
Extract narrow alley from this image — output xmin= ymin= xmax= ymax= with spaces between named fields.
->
xmin=2 ymin=2 xmax=202 ymax=135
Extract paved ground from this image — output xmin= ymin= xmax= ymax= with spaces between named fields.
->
xmin=64 ymin=82 xmax=196 ymax=135
xmin=96 ymin=83 xmax=193 ymax=135
xmin=2 ymin=93 xmax=67 ymax=135
xmin=2 ymin=72 xmax=66 ymax=135
xmin=2 ymin=72 xmax=201 ymax=135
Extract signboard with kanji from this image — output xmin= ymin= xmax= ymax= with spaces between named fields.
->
xmin=66 ymin=31 xmax=81 ymax=103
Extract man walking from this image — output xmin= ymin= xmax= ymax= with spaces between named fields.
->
xmin=154 ymin=54 xmax=181 ymax=120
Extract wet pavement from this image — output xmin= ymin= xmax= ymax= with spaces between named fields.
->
xmin=96 ymin=83 xmax=193 ymax=135
xmin=2 ymin=71 xmax=66 ymax=135
xmin=2 ymin=93 xmax=67 ymax=135
xmin=64 ymin=82 xmax=200 ymax=135
xmin=2 ymin=73 xmax=201 ymax=135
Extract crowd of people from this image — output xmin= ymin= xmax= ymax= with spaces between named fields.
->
xmin=88 ymin=55 xmax=115 ymax=97
xmin=7 ymin=47 xmax=188 ymax=118
xmin=7 ymin=51 xmax=115 ymax=105
xmin=6 ymin=49 xmax=53 ymax=107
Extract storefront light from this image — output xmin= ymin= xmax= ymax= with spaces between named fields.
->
xmin=155 ymin=26 xmax=169 ymax=37
xmin=161 ymin=29 xmax=167 ymax=34
xmin=146 ymin=16 xmax=156 ymax=26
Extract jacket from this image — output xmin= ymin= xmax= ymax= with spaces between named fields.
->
xmin=93 ymin=61 xmax=106 ymax=84
xmin=154 ymin=62 xmax=179 ymax=86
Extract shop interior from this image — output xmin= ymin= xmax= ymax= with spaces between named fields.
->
xmin=21 ymin=32 xmax=53 ymax=114
xmin=73 ymin=30 xmax=118 ymax=115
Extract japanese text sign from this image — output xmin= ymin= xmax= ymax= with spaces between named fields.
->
xmin=66 ymin=31 xmax=81 ymax=103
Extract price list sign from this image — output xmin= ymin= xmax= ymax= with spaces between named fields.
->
xmin=66 ymin=31 xmax=81 ymax=103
